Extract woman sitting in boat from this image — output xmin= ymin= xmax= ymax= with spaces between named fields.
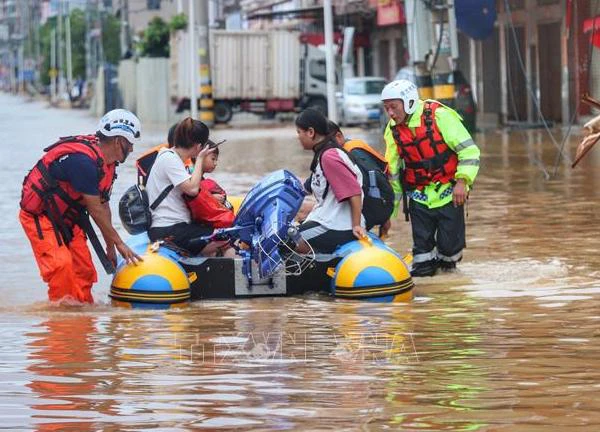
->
xmin=294 ymin=108 xmax=367 ymax=254
xmin=145 ymin=117 xmax=233 ymax=256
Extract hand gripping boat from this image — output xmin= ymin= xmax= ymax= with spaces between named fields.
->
xmin=110 ymin=170 xmax=414 ymax=307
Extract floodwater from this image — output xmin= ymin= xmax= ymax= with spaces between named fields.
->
xmin=2 ymin=93 xmax=600 ymax=430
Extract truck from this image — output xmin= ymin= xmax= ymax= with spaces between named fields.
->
xmin=172 ymin=30 xmax=333 ymax=123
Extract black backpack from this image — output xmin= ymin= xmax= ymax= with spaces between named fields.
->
xmin=119 ymin=184 xmax=173 ymax=234
xmin=317 ymin=141 xmax=394 ymax=230
xmin=119 ymin=149 xmax=175 ymax=234
xmin=343 ymin=142 xmax=394 ymax=230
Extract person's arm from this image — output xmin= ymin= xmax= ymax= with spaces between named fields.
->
xmin=81 ymin=194 xmax=141 ymax=265
xmin=436 ymin=107 xmax=480 ymax=206
xmin=349 ymin=195 xmax=366 ymax=239
xmin=383 ymin=119 xmax=403 ymax=217
xmin=320 ymin=150 xmax=366 ymax=239
xmin=53 ymin=155 xmax=141 ymax=265
xmin=179 ymin=146 xmax=215 ymax=196
xmin=103 ymin=202 xmax=117 ymax=265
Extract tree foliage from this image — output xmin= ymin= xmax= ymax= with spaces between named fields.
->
xmin=169 ymin=13 xmax=188 ymax=32
xmin=140 ymin=17 xmax=170 ymax=58
xmin=36 ymin=9 xmax=121 ymax=86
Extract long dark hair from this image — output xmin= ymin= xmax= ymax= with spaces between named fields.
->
xmin=295 ymin=109 xmax=342 ymax=172
xmin=173 ymin=117 xmax=209 ymax=149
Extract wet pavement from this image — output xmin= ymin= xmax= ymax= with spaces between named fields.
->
xmin=2 ymin=93 xmax=600 ymax=430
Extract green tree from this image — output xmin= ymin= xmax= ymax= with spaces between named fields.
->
xmin=140 ymin=17 xmax=170 ymax=58
xmin=35 ymin=9 xmax=121 ymax=86
xmin=102 ymin=13 xmax=122 ymax=64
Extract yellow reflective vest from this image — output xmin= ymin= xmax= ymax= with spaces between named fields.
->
xmin=384 ymin=99 xmax=480 ymax=215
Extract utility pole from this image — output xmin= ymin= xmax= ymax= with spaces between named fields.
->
xmin=197 ymin=0 xmax=214 ymax=125
xmin=85 ymin=0 xmax=92 ymax=83
xmin=189 ymin=0 xmax=198 ymax=119
xmin=323 ymin=0 xmax=337 ymax=122
xmin=50 ymin=28 xmax=56 ymax=103
xmin=57 ymin=0 xmax=64 ymax=97
xmin=66 ymin=2 xmax=73 ymax=90
xmin=120 ymin=0 xmax=130 ymax=58
xmin=33 ymin=0 xmax=41 ymax=88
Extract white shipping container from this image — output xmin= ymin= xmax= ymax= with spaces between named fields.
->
xmin=210 ymin=30 xmax=301 ymax=100
xmin=171 ymin=30 xmax=302 ymax=101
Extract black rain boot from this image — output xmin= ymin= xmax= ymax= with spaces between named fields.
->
xmin=438 ymin=261 xmax=457 ymax=272
xmin=410 ymin=260 xmax=438 ymax=277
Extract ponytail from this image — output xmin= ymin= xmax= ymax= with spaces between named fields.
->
xmin=173 ymin=117 xmax=209 ymax=149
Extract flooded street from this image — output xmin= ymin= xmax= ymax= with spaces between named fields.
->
xmin=2 ymin=93 xmax=600 ymax=430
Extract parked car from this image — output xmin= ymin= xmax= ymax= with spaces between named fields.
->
xmin=393 ymin=67 xmax=477 ymax=134
xmin=336 ymin=77 xmax=387 ymax=126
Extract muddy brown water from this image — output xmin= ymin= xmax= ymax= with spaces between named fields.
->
xmin=1 ymin=94 xmax=600 ymax=430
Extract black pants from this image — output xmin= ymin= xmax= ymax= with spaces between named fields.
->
xmin=298 ymin=221 xmax=356 ymax=254
xmin=409 ymin=200 xmax=465 ymax=276
xmin=149 ymin=222 xmax=213 ymax=255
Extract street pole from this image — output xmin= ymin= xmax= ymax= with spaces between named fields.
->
xmin=85 ymin=0 xmax=91 ymax=83
xmin=120 ymin=0 xmax=129 ymax=58
xmin=189 ymin=0 xmax=198 ymax=119
xmin=50 ymin=28 xmax=56 ymax=103
xmin=323 ymin=0 xmax=337 ymax=122
xmin=57 ymin=0 xmax=64 ymax=97
xmin=66 ymin=3 xmax=73 ymax=90
xmin=34 ymin=1 xmax=41 ymax=88
xmin=198 ymin=0 xmax=214 ymax=125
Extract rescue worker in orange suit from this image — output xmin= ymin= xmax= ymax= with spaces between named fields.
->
xmin=19 ymin=109 xmax=142 ymax=304
xmin=381 ymin=80 xmax=480 ymax=276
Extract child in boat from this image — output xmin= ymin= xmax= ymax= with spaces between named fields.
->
xmin=184 ymin=142 xmax=235 ymax=229
xmin=199 ymin=145 xmax=234 ymax=211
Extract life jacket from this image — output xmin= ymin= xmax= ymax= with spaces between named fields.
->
xmin=20 ymin=135 xmax=116 ymax=245
xmin=184 ymin=189 xmax=235 ymax=229
xmin=391 ymin=101 xmax=458 ymax=190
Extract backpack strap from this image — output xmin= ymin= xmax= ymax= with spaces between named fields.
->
xmin=147 ymin=149 xmax=180 ymax=210
xmin=149 ymin=185 xmax=174 ymax=210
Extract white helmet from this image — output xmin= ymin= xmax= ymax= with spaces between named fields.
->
xmin=380 ymin=80 xmax=419 ymax=115
xmin=97 ymin=109 xmax=142 ymax=145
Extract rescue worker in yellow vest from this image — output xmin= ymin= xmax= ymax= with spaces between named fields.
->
xmin=381 ymin=80 xmax=480 ymax=276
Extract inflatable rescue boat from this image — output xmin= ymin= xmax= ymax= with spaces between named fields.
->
xmin=111 ymin=170 xmax=413 ymax=307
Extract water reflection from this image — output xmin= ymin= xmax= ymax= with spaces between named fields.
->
xmin=3 ymin=94 xmax=600 ymax=429
xmin=26 ymin=314 xmax=100 ymax=431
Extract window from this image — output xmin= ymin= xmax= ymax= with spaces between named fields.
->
xmin=345 ymin=80 xmax=387 ymax=96
xmin=309 ymin=59 xmax=326 ymax=82
xmin=147 ymin=0 xmax=161 ymax=10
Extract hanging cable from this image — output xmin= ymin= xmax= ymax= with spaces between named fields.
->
xmin=429 ymin=12 xmax=444 ymax=72
xmin=504 ymin=3 xmax=550 ymax=179
xmin=503 ymin=0 xmax=572 ymax=169
xmin=552 ymin=0 xmax=599 ymax=175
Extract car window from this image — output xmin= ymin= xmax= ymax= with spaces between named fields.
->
xmin=345 ymin=80 xmax=387 ymax=95
xmin=309 ymin=59 xmax=327 ymax=82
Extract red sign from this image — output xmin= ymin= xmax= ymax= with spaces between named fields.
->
xmin=377 ymin=1 xmax=405 ymax=26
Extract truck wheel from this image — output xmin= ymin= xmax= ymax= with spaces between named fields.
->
xmin=307 ymin=98 xmax=327 ymax=116
xmin=214 ymin=101 xmax=233 ymax=124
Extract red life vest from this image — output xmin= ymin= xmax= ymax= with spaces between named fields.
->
xmin=20 ymin=135 xmax=116 ymax=235
xmin=391 ymin=101 xmax=458 ymax=189
xmin=184 ymin=184 xmax=235 ymax=229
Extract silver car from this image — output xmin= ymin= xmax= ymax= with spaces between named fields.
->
xmin=336 ymin=77 xmax=387 ymax=126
